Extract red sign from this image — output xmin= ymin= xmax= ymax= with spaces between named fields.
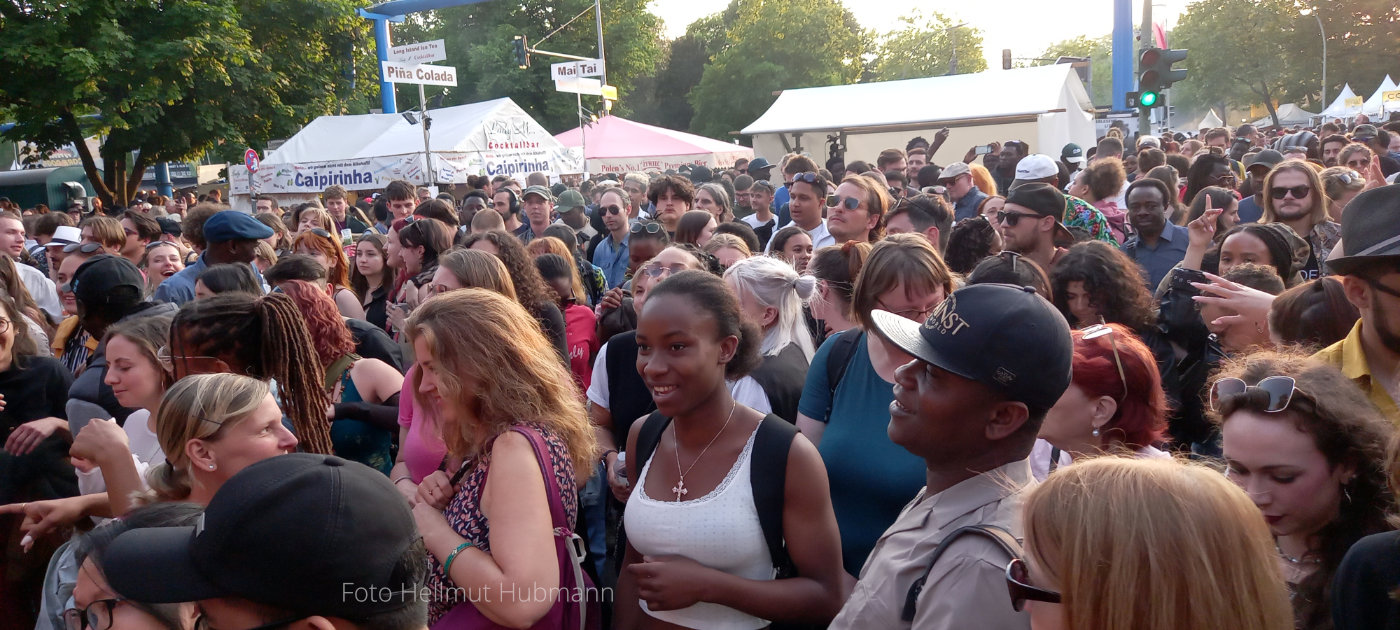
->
xmin=244 ymin=148 xmax=260 ymax=172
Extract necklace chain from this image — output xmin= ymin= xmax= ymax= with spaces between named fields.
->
xmin=672 ymin=400 xmax=738 ymax=501
xmin=1276 ymin=542 xmax=1319 ymax=565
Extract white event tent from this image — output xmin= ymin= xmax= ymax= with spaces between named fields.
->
xmin=1361 ymin=75 xmax=1398 ymax=118
xmin=1251 ymin=104 xmax=1316 ymax=128
xmin=231 ymin=97 xmax=581 ymax=198
xmin=741 ymin=65 xmax=1095 ymax=171
xmin=1319 ymin=84 xmax=1361 ymax=119
xmin=554 ymin=116 xmax=753 ymax=174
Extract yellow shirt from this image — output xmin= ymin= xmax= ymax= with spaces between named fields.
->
xmin=1313 ymin=320 xmax=1400 ymax=425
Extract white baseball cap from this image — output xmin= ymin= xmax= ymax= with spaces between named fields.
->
xmin=1014 ymin=154 xmax=1059 ymax=181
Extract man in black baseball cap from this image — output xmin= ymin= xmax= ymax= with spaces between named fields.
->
xmin=1315 ymin=184 xmax=1400 ymax=423
xmin=104 ymin=454 xmax=427 ymax=630
xmin=832 ymin=283 xmax=1072 ymax=629
xmin=997 ymin=182 xmax=1074 ymax=273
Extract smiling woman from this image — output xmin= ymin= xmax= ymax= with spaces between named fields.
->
xmin=1210 ymin=349 xmax=1394 ymax=628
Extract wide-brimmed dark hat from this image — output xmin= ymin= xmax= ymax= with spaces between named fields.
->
xmin=1327 ymin=184 xmax=1400 ymax=275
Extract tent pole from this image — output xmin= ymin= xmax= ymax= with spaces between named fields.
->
xmin=419 ymin=83 xmax=433 ymax=187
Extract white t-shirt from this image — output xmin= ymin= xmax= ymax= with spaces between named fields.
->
xmin=76 ymin=409 xmax=165 ymax=496
xmin=16 ymin=261 xmax=61 ymax=320
xmin=1030 ymin=438 xmax=1171 ymax=481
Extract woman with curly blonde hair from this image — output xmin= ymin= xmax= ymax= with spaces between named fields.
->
xmin=407 ymin=288 xmax=597 ymax=627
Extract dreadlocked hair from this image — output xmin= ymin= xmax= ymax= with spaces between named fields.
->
xmin=172 ymin=293 xmax=333 ymax=455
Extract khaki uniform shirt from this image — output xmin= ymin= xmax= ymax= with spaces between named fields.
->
xmin=830 ymin=460 xmax=1034 ymax=630
xmin=1314 ymin=320 xmax=1400 ymax=425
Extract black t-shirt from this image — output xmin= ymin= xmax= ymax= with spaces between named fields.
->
xmin=361 ymin=285 xmax=390 ymax=334
xmin=347 ymin=315 xmax=402 ymax=373
xmin=747 ymin=343 xmax=811 ymax=424
xmin=0 ymin=356 xmax=76 ymax=503
xmin=1333 ymin=530 xmax=1400 ymax=630
xmin=605 ymin=331 xmax=654 ymax=448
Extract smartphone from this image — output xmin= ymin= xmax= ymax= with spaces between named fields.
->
xmin=974 ymin=145 xmax=993 ymax=155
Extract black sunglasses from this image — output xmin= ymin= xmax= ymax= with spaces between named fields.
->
xmin=1006 ymin=558 xmax=1061 ymax=612
xmin=308 ymin=228 xmax=333 ymax=239
xmin=1082 ymin=322 xmax=1127 ymax=402
xmin=1269 ymin=185 xmax=1311 ymax=200
xmin=996 ymin=210 xmax=1042 ymax=226
xmin=827 ymin=196 xmax=860 ymax=210
xmin=63 ymin=242 xmax=105 ymax=255
xmin=601 ymin=204 xmax=624 ymax=216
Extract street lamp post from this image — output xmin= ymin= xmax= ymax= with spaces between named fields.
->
xmin=1301 ymin=8 xmax=1326 ymax=108
xmin=947 ymin=22 xmax=968 ymax=75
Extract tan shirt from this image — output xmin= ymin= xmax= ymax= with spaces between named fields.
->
xmin=830 ymin=460 xmax=1035 ymax=630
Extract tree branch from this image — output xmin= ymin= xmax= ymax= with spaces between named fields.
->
xmin=61 ymin=111 xmax=112 ymax=204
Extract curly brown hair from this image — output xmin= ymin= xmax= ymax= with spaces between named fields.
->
xmin=1050 ymin=240 xmax=1156 ymax=330
xmin=1210 ymin=350 xmax=1395 ymax=630
xmin=1080 ymin=157 xmax=1126 ymax=203
xmin=460 ymin=230 xmax=558 ymax=313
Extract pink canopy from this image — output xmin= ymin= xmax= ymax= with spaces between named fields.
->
xmin=554 ymin=116 xmax=753 ymax=174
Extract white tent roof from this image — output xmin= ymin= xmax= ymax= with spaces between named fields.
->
xmin=1361 ymin=75 xmax=1398 ymax=117
xmin=1185 ymin=109 xmax=1223 ymax=131
xmin=266 ymin=97 xmax=560 ymax=164
xmin=741 ymin=65 xmax=1093 ymax=135
xmin=1252 ymin=103 xmax=1316 ymax=127
xmin=1319 ymin=84 xmax=1360 ymax=118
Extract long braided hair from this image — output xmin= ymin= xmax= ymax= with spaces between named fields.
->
xmin=171 ymin=293 xmax=334 ymax=454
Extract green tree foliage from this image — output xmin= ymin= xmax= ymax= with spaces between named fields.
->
xmin=628 ymin=8 xmax=737 ymax=132
xmin=1037 ymin=35 xmax=1112 ymax=107
xmin=687 ymin=0 xmax=865 ymax=141
xmin=430 ymin=0 xmax=662 ymax=132
xmin=0 ymin=0 xmax=374 ymax=207
xmin=869 ymin=11 xmax=987 ymax=81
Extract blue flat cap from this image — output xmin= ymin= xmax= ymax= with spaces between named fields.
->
xmin=204 ymin=210 xmax=274 ymax=243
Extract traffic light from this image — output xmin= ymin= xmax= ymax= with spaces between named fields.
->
xmin=1157 ymin=48 xmax=1188 ymax=89
xmin=512 ymin=35 xmax=530 ymax=69
xmin=1137 ymin=48 xmax=1163 ymax=111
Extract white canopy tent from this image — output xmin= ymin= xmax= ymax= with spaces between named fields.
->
xmin=1361 ymin=75 xmax=1398 ymax=118
xmin=1184 ymin=109 xmax=1224 ymax=132
xmin=1319 ymin=84 xmax=1360 ymax=119
xmin=230 ymin=97 xmax=581 ymax=197
xmin=1252 ymin=104 xmax=1316 ymax=128
xmin=741 ymin=65 xmax=1095 ymax=174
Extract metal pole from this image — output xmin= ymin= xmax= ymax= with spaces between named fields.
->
xmin=372 ymin=15 xmax=397 ymax=114
xmin=419 ymin=83 xmax=432 ymax=187
xmin=1111 ymin=0 xmax=1133 ymax=111
xmin=949 ymin=26 xmax=957 ymax=75
xmin=1314 ymin=14 xmax=1327 ymax=109
xmin=1137 ymin=0 xmax=1153 ymax=135
xmin=594 ymin=0 xmax=607 ymax=94
xmin=579 ymin=88 xmax=587 ymax=175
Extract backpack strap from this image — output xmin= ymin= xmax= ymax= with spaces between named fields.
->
xmin=749 ymin=414 xmax=798 ymax=576
xmin=900 ymin=524 xmax=1022 ymax=622
xmin=632 ymin=411 xmax=671 ymax=472
xmin=825 ymin=329 xmax=863 ymax=402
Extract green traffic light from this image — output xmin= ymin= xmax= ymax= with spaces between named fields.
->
xmin=1140 ymin=91 xmax=1159 ymax=107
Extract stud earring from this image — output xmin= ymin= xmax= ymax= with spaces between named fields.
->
xmin=209 ymin=464 xmax=216 ymax=470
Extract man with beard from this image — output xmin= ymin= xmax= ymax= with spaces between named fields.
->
xmin=1315 ymin=185 xmax=1400 ymax=423
xmin=1260 ymin=160 xmax=1339 ymax=281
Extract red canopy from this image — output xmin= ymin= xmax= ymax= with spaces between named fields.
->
xmin=554 ymin=116 xmax=753 ymax=174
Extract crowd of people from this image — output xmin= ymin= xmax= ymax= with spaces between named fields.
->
xmin=1 ymin=114 xmax=1399 ymax=630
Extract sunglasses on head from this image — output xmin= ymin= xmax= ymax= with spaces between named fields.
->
xmin=1006 ymin=558 xmax=1060 ymax=612
xmin=1082 ymin=321 xmax=1127 ymax=402
xmin=308 ymin=228 xmax=333 ymax=239
xmin=63 ymin=242 xmax=105 ymax=255
xmin=630 ymin=221 xmax=664 ymax=235
xmin=1209 ymin=375 xmax=1300 ymax=413
xmin=1269 ymin=185 xmax=1311 ymax=200
xmin=792 ymin=172 xmax=821 ymax=185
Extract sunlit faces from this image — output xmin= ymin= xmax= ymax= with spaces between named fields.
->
xmin=104 ymin=335 xmax=166 ymax=411
xmin=295 ymin=242 xmax=332 ymax=275
xmin=146 ymin=243 xmax=184 ymax=280
xmin=254 ymin=198 xmax=275 ymax=215
xmin=429 ymin=265 xmax=463 ymax=298
xmin=197 ymin=394 xmax=299 ymax=480
xmin=654 ymin=189 xmax=690 ymax=227
xmin=827 ymin=181 xmax=876 ymax=242
xmin=1221 ymin=410 xmax=1351 ymax=541
xmin=778 ymin=232 xmax=814 ymax=273
xmin=0 ymin=217 xmax=25 ymax=258
xmin=355 ymin=240 xmax=386 ymax=278
xmin=1126 ymin=184 xmax=1168 ymax=236
xmin=388 ymin=196 xmax=416 ymax=221
xmin=696 ymin=216 xmax=718 ymax=248
xmin=385 ymin=229 xmax=403 ymax=269
xmin=599 ymin=191 xmax=630 ymax=234
xmin=997 ymin=203 xmax=1049 ymax=254
xmin=694 ymin=188 xmax=724 ymax=221
xmin=522 ymin=194 xmax=552 ymax=227
xmin=979 ymin=196 xmax=1005 ymax=222
xmin=1269 ymin=169 xmax=1316 ymax=222
xmin=324 ymin=197 xmax=348 ymax=221
xmin=296 ymin=212 xmax=325 ymax=236
xmin=635 ymin=291 xmax=732 ymax=417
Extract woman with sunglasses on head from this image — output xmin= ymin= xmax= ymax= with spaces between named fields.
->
xmin=292 ymin=227 xmax=364 ymax=319
xmin=797 ymin=234 xmax=953 ymax=576
xmin=1015 ymin=456 xmax=1294 ymax=630
xmin=617 ymin=269 xmax=845 ymax=629
xmin=1033 ymin=323 xmax=1170 ymax=479
xmin=1260 ymin=160 xmax=1338 ymax=281
xmin=350 ymin=232 xmax=394 ymax=332
xmin=968 ymin=250 xmax=1053 ymax=301
xmin=1318 ymin=166 xmax=1366 ymax=222
xmin=1211 ymin=350 xmax=1395 ymax=628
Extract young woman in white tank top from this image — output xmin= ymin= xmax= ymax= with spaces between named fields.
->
xmin=617 ymin=270 xmax=846 ymax=630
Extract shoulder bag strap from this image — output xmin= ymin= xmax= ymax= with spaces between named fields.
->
xmin=900 ymin=524 xmax=1022 ymax=622
xmin=510 ymin=425 xmax=590 ymax=630
xmin=323 ymin=353 xmax=359 ymax=391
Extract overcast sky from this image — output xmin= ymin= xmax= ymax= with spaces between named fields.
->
xmin=646 ymin=0 xmax=1197 ymax=69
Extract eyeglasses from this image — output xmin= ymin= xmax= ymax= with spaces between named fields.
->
xmin=642 ymin=262 xmax=689 ymax=279
xmin=601 ymin=204 xmax=624 ymax=216
xmin=0 ymin=318 xmax=11 ymax=335
xmin=155 ymin=345 xmax=224 ymax=371
xmin=1209 ymin=171 xmax=1238 ymax=185
xmin=996 ymin=211 xmax=1042 ymax=226
xmin=1210 ymin=375 xmax=1300 ymax=413
xmin=827 ymin=196 xmax=861 ymax=210
xmin=1269 ymin=185 xmax=1311 ymax=200
xmin=878 ymin=299 xmax=937 ymax=323
xmin=1082 ymin=322 xmax=1127 ymax=402
xmin=630 ymin=221 xmax=664 ymax=236
xmin=1345 ymin=158 xmax=1371 ymax=170
xmin=64 ymin=599 xmax=129 ymax=630
xmin=1005 ymin=558 xmax=1061 ymax=612
xmin=1365 ymin=276 xmax=1400 ymax=300
xmin=63 ymin=242 xmax=105 ymax=255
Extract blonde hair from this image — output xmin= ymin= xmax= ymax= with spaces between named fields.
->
xmin=147 ymin=374 xmax=271 ymax=502
xmin=406 ymin=289 xmax=596 ymax=473
xmin=724 ymin=255 xmax=816 ymax=361
xmin=703 ymin=233 xmax=751 ymax=258
xmin=969 ymin=163 xmax=999 ymax=196
xmin=437 ymin=249 xmax=517 ymax=300
xmin=254 ymin=241 xmax=278 ymax=269
xmin=1261 ymin=160 xmax=1329 ymax=228
xmin=1024 ymin=457 xmax=1294 ymax=630
xmin=526 ymin=237 xmax=585 ymax=303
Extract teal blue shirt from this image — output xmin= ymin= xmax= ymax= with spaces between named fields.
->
xmin=799 ymin=332 xmax=928 ymax=575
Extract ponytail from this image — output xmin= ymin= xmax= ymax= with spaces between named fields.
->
xmin=145 ymin=461 xmax=192 ymax=503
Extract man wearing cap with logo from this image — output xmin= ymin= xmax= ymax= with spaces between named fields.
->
xmin=831 ymin=283 xmax=1072 ymax=630
xmin=997 ymin=183 xmax=1076 ymax=273
xmin=104 ymin=454 xmax=429 ymax=630
xmin=1060 ymin=143 xmax=1085 ymax=191
xmin=1237 ymin=149 xmax=1284 ymax=223
xmin=1315 ymin=185 xmax=1400 ymax=423
xmin=153 ymin=211 xmax=272 ymax=305
xmin=1011 ymin=155 xmax=1117 ymax=244
xmin=747 ymin=158 xmax=776 ymax=199
xmin=936 ymin=162 xmax=987 ymax=222
xmin=518 ymin=185 xmax=555 ymax=244
xmin=67 ymin=255 xmax=178 ymax=429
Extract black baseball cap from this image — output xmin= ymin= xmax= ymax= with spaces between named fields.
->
xmin=104 ymin=454 xmax=418 ymax=619
xmin=746 ymin=157 xmax=774 ymax=173
xmin=871 ymin=283 xmax=1072 ymax=410
xmin=72 ymin=254 xmax=145 ymax=308
xmin=156 ymin=216 xmax=183 ymax=237
xmin=1005 ymin=182 xmax=1074 ymax=247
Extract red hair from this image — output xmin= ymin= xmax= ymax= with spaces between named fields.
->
xmin=1070 ymin=323 xmax=1169 ymax=450
xmin=292 ymin=230 xmax=351 ymax=289
xmin=278 ymin=280 xmax=355 ymax=369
